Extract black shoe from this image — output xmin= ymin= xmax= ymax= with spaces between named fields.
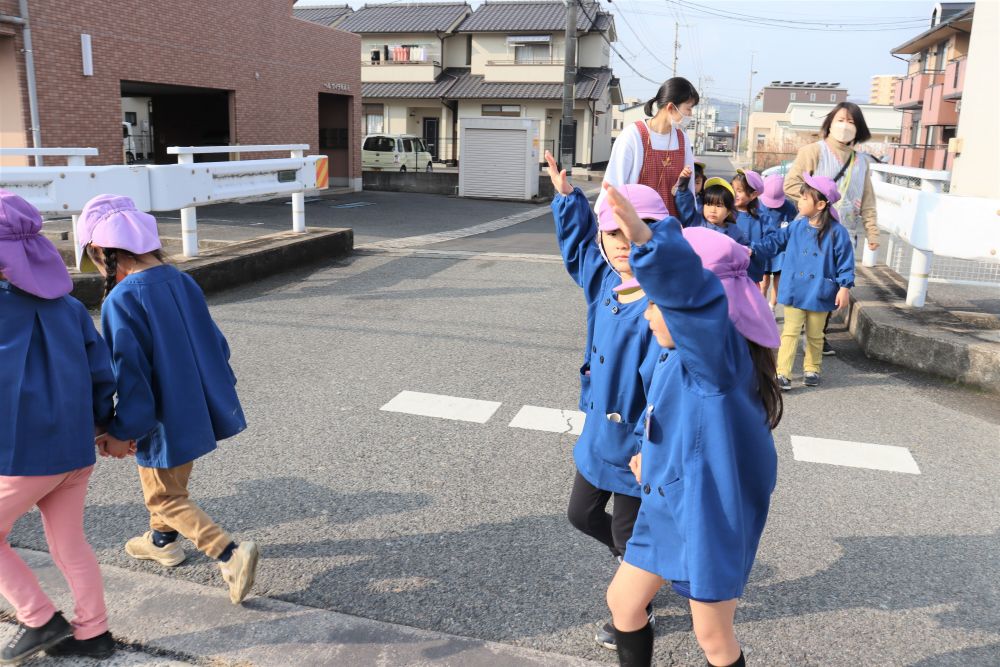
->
xmin=46 ymin=631 xmax=115 ymax=660
xmin=776 ymin=375 xmax=792 ymax=391
xmin=803 ymin=372 xmax=821 ymax=387
xmin=822 ymin=340 xmax=836 ymax=356
xmin=594 ymin=604 xmax=655 ymax=650
xmin=1 ymin=611 xmax=72 ymax=665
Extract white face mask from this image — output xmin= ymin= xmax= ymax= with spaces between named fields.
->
xmin=830 ymin=121 xmax=857 ymax=144
xmin=670 ymin=105 xmax=691 ymax=130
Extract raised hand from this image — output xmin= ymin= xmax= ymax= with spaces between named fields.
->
xmin=544 ymin=150 xmax=573 ymax=196
xmin=603 ymin=183 xmax=652 ymax=245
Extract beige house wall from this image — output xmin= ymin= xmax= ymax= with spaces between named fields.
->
xmin=0 ymin=35 xmax=27 ymax=166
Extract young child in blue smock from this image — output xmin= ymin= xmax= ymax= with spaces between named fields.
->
xmin=751 ymin=174 xmax=855 ymax=390
xmin=0 ymin=191 xmax=120 ymax=664
xmin=546 ymin=151 xmax=663 ymax=651
xmin=76 ymin=194 xmax=259 ymax=605
xmin=732 ymin=169 xmax=768 ymax=256
xmin=601 ymin=183 xmax=783 ymax=667
xmin=757 ymin=174 xmax=799 ymax=312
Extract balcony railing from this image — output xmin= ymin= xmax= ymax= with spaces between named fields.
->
xmin=888 ymin=143 xmax=952 ymax=171
xmin=894 ymin=70 xmax=943 ymax=109
xmin=922 ymin=84 xmax=959 ymax=126
xmin=943 ymin=58 xmax=966 ymax=100
xmin=486 ymin=58 xmax=566 ymax=66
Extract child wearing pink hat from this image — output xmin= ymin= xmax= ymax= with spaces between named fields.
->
xmin=751 ymin=174 xmax=855 ymax=389
xmin=601 ymin=184 xmax=781 ymax=667
xmin=732 ymin=169 xmax=766 ymax=258
xmin=0 ymin=190 xmax=120 ymax=663
xmin=545 ymin=151 xmax=665 ymax=651
xmin=76 ymin=194 xmax=259 ymax=605
xmin=757 ymin=174 xmax=799 ymax=312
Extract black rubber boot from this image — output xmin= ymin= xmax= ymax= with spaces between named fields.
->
xmin=709 ymin=650 xmax=746 ymax=667
xmin=1 ymin=611 xmax=72 ymax=665
xmin=46 ymin=631 xmax=116 ymax=659
xmin=614 ymin=621 xmax=654 ymax=667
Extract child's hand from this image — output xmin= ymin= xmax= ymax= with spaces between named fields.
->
xmin=835 ymin=286 xmax=850 ymax=311
xmin=96 ymin=433 xmax=136 ymax=459
xmin=603 ymin=184 xmax=652 ymax=245
xmin=544 ymin=150 xmax=573 ymax=196
xmin=679 ymin=165 xmax=692 ymax=180
xmin=629 ymin=453 xmax=642 ymax=483
xmin=867 ymin=241 xmax=880 ymax=251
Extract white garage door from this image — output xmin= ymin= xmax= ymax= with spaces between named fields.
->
xmin=461 ymin=128 xmax=527 ymax=200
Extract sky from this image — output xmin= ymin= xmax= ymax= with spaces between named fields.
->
xmin=295 ymin=0 xmax=942 ymax=106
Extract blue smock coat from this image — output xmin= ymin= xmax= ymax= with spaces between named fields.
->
xmin=676 ymin=189 xmax=766 ymax=281
xmin=758 ymin=200 xmax=798 ymax=273
xmin=752 ymin=218 xmax=855 ymax=313
xmin=1 ymin=281 xmax=115 ymax=476
xmin=553 ymin=188 xmax=659 ymax=497
xmin=101 ymin=265 xmax=246 ymax=469
xmin=624 ymin=220 xmax=777 ymax=601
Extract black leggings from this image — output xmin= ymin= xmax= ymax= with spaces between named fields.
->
xmin=567 ymin=471 xmax=642 ymax=559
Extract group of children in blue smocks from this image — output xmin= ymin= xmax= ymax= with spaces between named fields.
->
xmin=0 ymin=190 xmax=258 ymax=665
xmin=548 ymin=150 xmax=855 ymax=666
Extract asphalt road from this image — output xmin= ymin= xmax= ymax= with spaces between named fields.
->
xmin=14 ymin=176 xmax=1000 ymax=666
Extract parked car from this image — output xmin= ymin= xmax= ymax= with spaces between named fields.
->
xmin=362 ymin=134 xmax=433 ymax=172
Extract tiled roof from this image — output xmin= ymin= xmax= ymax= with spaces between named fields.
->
xmin=362 ymin=67 xmax=617 ymax=101
xmin=338 ymin=3 xmax=471 ymax=34
xmin=457 ymin=1 xmax=611 ymax=33
xmin=292 ymin=4 xmax=353 ymax=26
xmin=362 ymin=68 xmax=468 ymax=99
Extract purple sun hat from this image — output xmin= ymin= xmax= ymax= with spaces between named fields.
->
xmin=0 ymin=190 xmax=73 ymax=299
xmin=76 ymin=194 xmax=161 ymax=269
xmin=760 ymin=174 xmax=786 ymax=209
xmin=597 ymin=183 xmax=669 ymax=232
xmin=680 ymin=226 xmax=780 ymax=348
xmin=737 ymin=168 xmax=765 ymax=194
xmin=802 ymin=173 xmax=842 ymax=222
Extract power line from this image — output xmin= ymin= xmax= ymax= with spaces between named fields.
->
xmin=669 ymin=0 xmax=930 ymax=28
xmin=576 ymin=0 xmax=661 ymax=85
xmin=612 ymin=0 xmax=674 ymax=71
xmin=661 ymin=1 xmax=931 ymax=32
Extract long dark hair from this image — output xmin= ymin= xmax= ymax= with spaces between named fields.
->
xmin=799 ymin=182 xmax=836 ymax=246
xmin=820 ymin=102 xmax=872 ymax=145
xmin=748 ymin=340 xmax=783 ymax=429
xmin=702 ymin=183 xmax=736 ymax=223
xmin=644 ymin=77 xmax=700 ymax=118
xmin=732 ymin=172 xmax=760 ymax=219
xmin=85 ymin=245 xmax=165 ymax=301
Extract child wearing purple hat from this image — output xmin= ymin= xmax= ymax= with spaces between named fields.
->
xmin=751 ymin=174 xmax=855 ymax=389
xmin=0 ymin=190 xmax=120 ymax=663
xmin=76 ymin=194 xmax=259 ymax=605
xmin=601 ymin=184 xmax=782 ymax=667
xmin=732 ymin=169 xmax=768 ymax=265
xmin=545 ymin=151 xmax=665 ymax=650
xmin=757 ymin=174 xmax=799 ymax=312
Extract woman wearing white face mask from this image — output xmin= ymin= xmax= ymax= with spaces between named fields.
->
xmin=784 ymin=103 xmax=880 ymax=254
xmin=596 ymin=77 xmax=699 ymax=219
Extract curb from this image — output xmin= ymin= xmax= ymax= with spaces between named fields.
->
xmin=1 ymin=548 xmax=600 ymax=667
xmin=846 ymin=265 xmax=1000 ymax=393
xmin=71 ymin=228 xmax=354 ymax=309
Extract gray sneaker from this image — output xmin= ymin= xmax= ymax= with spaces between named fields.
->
xmin=777 ymin=375 xmax=792 ymax=391
xmin=594 ymin=604 xmax=654 ymax=650
xmin=803 ymin=372 xmax=821 ymax=387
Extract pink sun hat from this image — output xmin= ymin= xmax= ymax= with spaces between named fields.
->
xmin=760 ymin=174 xmax=787 ymax=209
xmin=802 ymin=173 xmax=842 ymax=222
xmin=597 ymin=183 xmax=668 ymax=232
xmin=680 ymin=226 xmax=780 ymax=348
xmin=76 ymin=194 xmax=161 ymax=269
xmin=0 ymin=190 xmax=73 ymax=299
xmin=736 ymin=168 xmax=765 ymax=193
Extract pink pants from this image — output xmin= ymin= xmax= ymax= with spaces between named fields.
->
xmin=0 ymin=466 xmax=108 ymax=639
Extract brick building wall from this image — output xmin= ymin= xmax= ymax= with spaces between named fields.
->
xmin=0 ymin=0 xmax=361 ymax=177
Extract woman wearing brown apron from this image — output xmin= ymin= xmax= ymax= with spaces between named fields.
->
xmin=596 ymin=77 xmax=700 ymax=218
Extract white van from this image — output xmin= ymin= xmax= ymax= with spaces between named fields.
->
xmin=362 ymin=134 xmax=433 ymax=172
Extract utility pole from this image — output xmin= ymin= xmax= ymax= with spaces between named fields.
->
xmin=672 ymin=22 xmax=680 ymax=77
xmin=745 ymin=51 xmax=757 ymax=161
xmin=560 ymin=0 xmax=578 ymax=171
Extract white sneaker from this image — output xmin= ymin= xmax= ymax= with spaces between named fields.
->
xmin=125 ymin=531 xmax=186 ymax=567
xmin=219 ymin=542 xmax=260 ymax=604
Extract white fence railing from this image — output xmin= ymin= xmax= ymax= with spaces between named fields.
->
xmin=869 ymin=163 xmax=1000 ymax=307
xmin=0 ymin=145 xmax=329 ymax=264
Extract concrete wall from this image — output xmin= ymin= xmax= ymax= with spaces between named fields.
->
xmin=0 ymin=0 xmax=362 ymax=172
xmin=363 ymin=170 xmax=556 ymax=199
xmin=949 ymin=1 xmax=1000 ymax=198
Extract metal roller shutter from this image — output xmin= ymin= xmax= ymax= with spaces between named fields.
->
xmin=462 ymin=128 xmax=528 ymax=199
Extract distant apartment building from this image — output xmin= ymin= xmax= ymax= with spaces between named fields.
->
xmin=889 ymin=3 xmax=972 ymax=172
xmin=753 ymin=81 xmax=848 ymax=113
xmin=611 ymin=96 xmax=642 ymax=139
xmin=297 ymin=1 xmax=623 ymax=168
xmin=869 ymin=75 xmax=899 ymax=105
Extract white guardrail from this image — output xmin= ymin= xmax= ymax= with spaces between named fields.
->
xmin=870 ymin=163 xmax=1000 ymax=307
xmin=0 ymin=145 xmax=330 ymax=263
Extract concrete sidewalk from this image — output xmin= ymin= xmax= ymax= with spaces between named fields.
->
xmin=0 ymin=549 xmax=599 ymax=667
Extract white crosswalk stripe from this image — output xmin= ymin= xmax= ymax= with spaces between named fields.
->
xmin=509 ymin=405 xmax=586 ymax=435
xmin=791 ymin=435 xmax=921 ymax=474
xmin=380 ymin=391 xmax=501 ymax=424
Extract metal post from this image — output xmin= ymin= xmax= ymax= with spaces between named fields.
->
xmin=560 ymin=0 xmax=577 ymax=171
xmin=745 ymin=52 xmax=757 ymax=162
xmin=672 ymin=22 xmax=680 ymax=77
xmin=291 ymin=149 xmax=305 ymax=233
xmin=905 ymin=176 xmax=943 ymax=307
xmin=861 ymin=239 xmax=878 ymax=267
xmin=18 ymin=0 xmax=42 ymax=166
xmin=176 ymin=151 xmax=199 ymax=257
xmin=67 ymin=153 xmax=86 ymax=268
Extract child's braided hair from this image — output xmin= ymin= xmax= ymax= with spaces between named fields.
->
xmin=85 ymin=245 xmax=165 ymax=301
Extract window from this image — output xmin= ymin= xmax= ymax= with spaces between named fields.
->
xmin=402 ymin=138 xmax=414 ymax=152
xmin=363 ymin=103 xmax=384 ymax=134
xmin=830 ymin=93 xmax=837 ymax=102
xmin=123 ymin=111 xmax=137 ymax=126
xmin=809 ymin=92 xmax=816 ymax=101
xmin=789 ymin=92 xmax=796 ymax=101
xmin=515 ymin=43 xmax=550 ymax=63
xmin=482 ymin=104 xmax=521 ymax=117
xmin=756 ymin=133 xmax=766 ymax=147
